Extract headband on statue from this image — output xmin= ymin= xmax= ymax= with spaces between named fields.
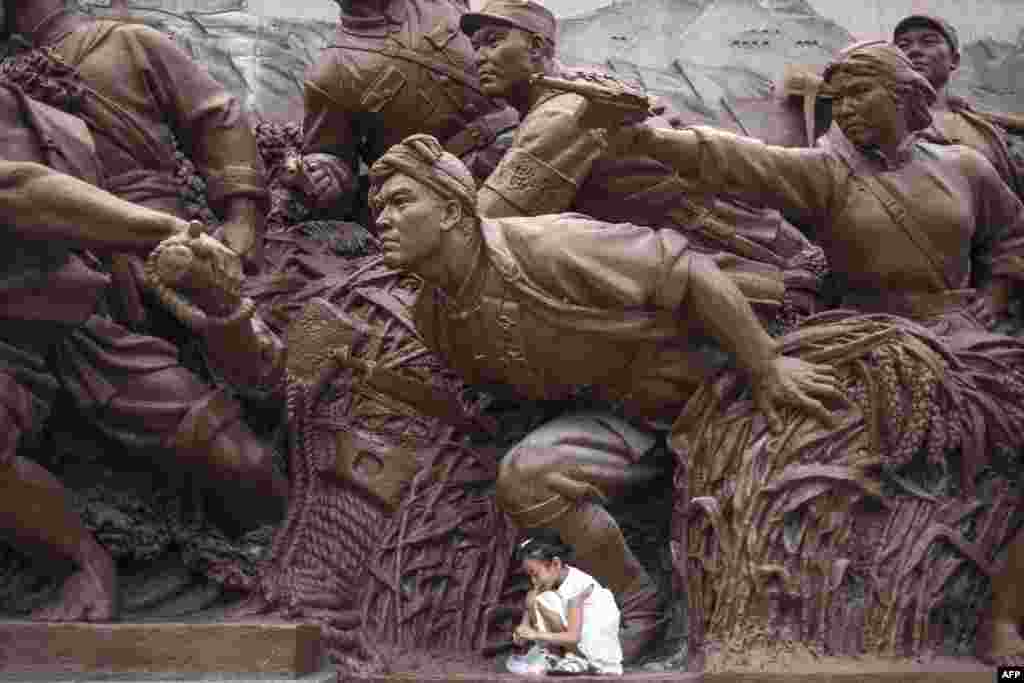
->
xmin=369 ymin=134 xmax=477 ymax=215
xmin=823 ymin=40 xmax=936 ymax=105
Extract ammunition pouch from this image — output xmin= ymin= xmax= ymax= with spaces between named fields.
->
xmin=286 ymin=298 xmax=494 ymax=510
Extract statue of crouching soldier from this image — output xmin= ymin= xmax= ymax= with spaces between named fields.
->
xmin=364 ymin=133 xmax=845 ymax=661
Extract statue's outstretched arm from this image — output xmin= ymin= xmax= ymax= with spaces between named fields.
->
xmin=683 ymin=252 xmax=844 ymax=432
xmin=623 ymin=124 xmax=835 ymax=234
xmin=0 ymin=161 xmax=184 ymax=251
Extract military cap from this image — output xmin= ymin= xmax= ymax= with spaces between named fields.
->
xmin=460 ymin=0 xmax=557 ymax=45
xmin=893 ymin=14 xmax=960 ymax=55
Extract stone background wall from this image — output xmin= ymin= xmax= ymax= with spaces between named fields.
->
xmin=79 ymin=0 xmax=1024 ymax=127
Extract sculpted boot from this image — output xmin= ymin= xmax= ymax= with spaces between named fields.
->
xmin=0 ymin=456 xmax=118 ymax=621
xmin=165 ymin=387 xmax=288 ymax=534
xmin=549 ymin=501 xmax=666 ymax=662
xmin=0 ymin=378 xmax=117 ymax=620
xmin=499 ymin=452 xmax=667 ymax=663
xmin=979 ymin=529 xmax=1024 ymax=664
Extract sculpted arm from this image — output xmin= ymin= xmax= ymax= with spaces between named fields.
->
xmin=683 ymin=250 xmax=842 ymax=431
xmin=0 ymin=161 xmax=184 ymax=250
xmin=516 ymin=586 xmax=591 ymax=648
xmin=629 ymin=125 xmax=836 ymax=231
xmin=134 ymin=26 xmax=268 ymax=263
xmin=479 ymin=93 xmax=606 ymax=218
xmin=966 ymin=148 xmax=1024 ymax=315
xmin=295 ymin=58 xmax=361 ymax=212
xmin=533 ymin=218 xmax=842 ymax=430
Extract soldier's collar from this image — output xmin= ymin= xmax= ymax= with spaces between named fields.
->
xmin=824 ymin=122 xmax=919 ymax=172
xmin=338 ymin=0 xmax=407 ymax=37
xmin=439 ymin=236 xmax=487 ymax=321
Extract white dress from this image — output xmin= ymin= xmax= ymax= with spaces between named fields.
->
xmin=535 ymin=566 xmax=624 ymax=675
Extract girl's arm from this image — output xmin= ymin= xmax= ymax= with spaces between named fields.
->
xmin=513 ymin=589 xmax=539 ymax=644
xmin=521 ymin=585 xmax=593 ymax=649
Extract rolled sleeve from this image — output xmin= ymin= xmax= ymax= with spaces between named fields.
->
xmin=129 ymin=25 xmax=267 ymax=211
xmin=480 ymin=93 xmax=607 ymax=217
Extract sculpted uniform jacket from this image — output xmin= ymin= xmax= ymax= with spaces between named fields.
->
xmin=0 ymin=84 xmax=109 ymax=329
xmin=413 ymin=214 xmax=761 ymax=424
xmin=477 ymin=74 xmax=818 ymax=313
xmin=918 ymin=98 xmax=1024 ymax=200
xmin=0 ymin=84 xmax=196 ymax=439
xmin=677 ymin=124 xmax=1024 ymax=317
xmin=43 ymin=20 xmax=267 ymax=218
xmin=302 ymin=0 xmax=517 ymax=195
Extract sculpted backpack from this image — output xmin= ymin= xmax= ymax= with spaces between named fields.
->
xmin=1 ymin=82 xmax=101 ymax=183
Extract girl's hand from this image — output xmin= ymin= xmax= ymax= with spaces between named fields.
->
xmin=514 ymin=624 xmax=537 ymax=642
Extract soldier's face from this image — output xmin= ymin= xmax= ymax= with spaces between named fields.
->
xmin=894 ymin=26 xmax=959 ymax=89
xmin=374 ymin=174 xmax=447 ymax=272
xmin=471 ymin=24 xmax=537 ymax=98
xmin=831 ymin=73 xmax=903 ymax=150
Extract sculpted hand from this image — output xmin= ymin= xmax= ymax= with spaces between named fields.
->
xmin=282 ymin=153 xmax=352 ymax=210
xmin=189 ymin=231 xmax=244 ymax=297
xmin=218 ymin=217 xmax=260 ymax=271
xmin=972 ymin=278 xmax=1014 ymax=329
xmin=752 ymin=355 xmax=845 ymax=433
xmin=146 ymin=221 xmax=250 ymax=330
xmin=514 ymin=624 xmax=538 ymax=643
xmin=214 ymin=197 xmax=264 ymax=273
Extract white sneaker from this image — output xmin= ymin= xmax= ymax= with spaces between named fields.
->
xmin=506 ymin=645 xmax=555 ymax=675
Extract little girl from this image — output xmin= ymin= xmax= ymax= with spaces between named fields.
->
xmin=506 ymin=531 xmax=624 ymax=676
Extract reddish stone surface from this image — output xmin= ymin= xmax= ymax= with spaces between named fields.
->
xmin=0 ymin=620 xmax=322 ymax=676
xmin=339 ymin=659 xmax=994 ymax=683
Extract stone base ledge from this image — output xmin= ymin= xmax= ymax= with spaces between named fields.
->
xmin=339 ymin=656 xmax=995 ymax=683
xmin=0 ymin=620 xmax=322 ymax=678
xmin=342 ymin=673 xmax=994 ymax=683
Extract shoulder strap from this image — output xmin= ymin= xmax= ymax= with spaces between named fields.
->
xmin=49 ymin=25 xmax=173 ymax=170
xmin=853 ymin=169 xmax=955 ymax=290
xmin=331 ymin=42 xmax=486 ymax=99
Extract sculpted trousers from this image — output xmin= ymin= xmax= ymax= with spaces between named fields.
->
xmin=496 ymin=412 xmax=663 ymax=619
xmin=0 ymin=315 xmax=287 ymax=541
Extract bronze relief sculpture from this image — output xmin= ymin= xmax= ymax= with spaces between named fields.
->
xmin=608 ymin=41 xmax=1024 ymax=669
xmin=365 ymin=132 xmax=842 ymax=661
xmin=289 ymin=0 xmax=518 ymax=219
xmin=0 ymin=82 xmax=286 ymax=623
xmin=461 ymin=0 xmax=827 ymax=328
xmin=893 ymin=15 xmax=1024 ymax=200
xmin=1 ymin=0 xmax=1022 ymax=675
xmin=2 ymin=0 xmax=269 ymax=335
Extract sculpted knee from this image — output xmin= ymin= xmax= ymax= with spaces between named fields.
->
xmin=497 ymin=445 xmax=571 ymax=528
xmin=496 ymin=447 xmax=533 ymax=511
xmin=0 ymin=372 xmax=37 ymax=465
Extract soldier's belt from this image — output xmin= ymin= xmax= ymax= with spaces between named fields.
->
xmin=286 ymin=298 xmax=496 ymax=439
xmin=336 ymin=352 xmax=495 ymax=438
xmin=444 ymin=107 xmax=520 ymax=158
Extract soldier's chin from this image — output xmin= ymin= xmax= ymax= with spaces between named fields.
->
xmin=380 ymin=250 xmax=404 ymax=269
xmin=479 ymin=78 xmax=505 ymax=98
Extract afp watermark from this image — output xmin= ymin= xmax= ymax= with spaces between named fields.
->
xmin=1000 ymin=667 xmax=1024 ymax=680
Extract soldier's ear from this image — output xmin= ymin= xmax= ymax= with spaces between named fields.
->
xmin=438 ymin=198 xmax=463 ymax=233
xmin=528 ymin=33 xmax=548 ymax=61
xmin=950 ymin=50 xmax=960 ymax=73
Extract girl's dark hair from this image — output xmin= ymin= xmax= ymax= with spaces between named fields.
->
xmin=516 ymin=529 xmax=573 ymax=563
